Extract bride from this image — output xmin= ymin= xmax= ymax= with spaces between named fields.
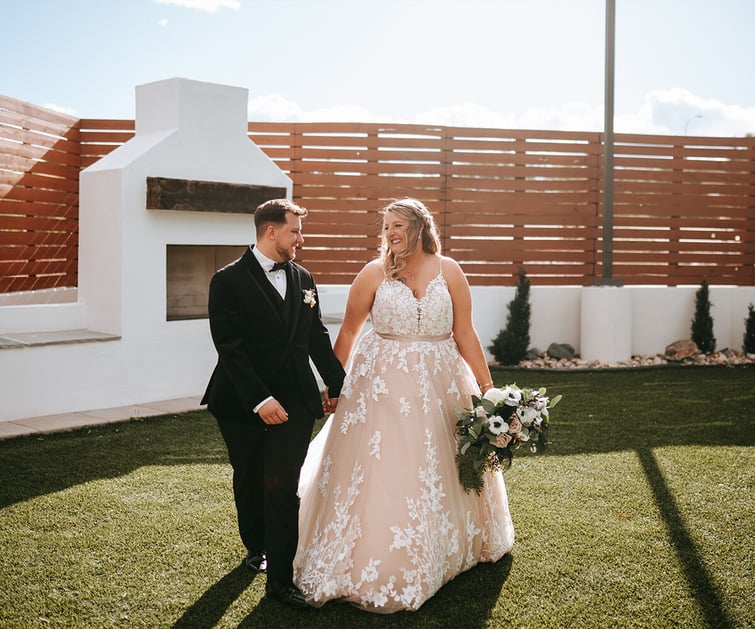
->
xmin=293 ymin=198 xmax=514 ymax=613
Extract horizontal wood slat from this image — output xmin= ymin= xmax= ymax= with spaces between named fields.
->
xmin=1 ymin=96 xmax=81 ymax=290
xmin=2 ymin=104 xmax=754 ymax=291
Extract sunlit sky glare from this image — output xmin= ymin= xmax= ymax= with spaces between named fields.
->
xmin=2 ymin=0 xmax=754 ymax=136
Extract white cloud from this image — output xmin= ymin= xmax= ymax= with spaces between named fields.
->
xmin=248 ymin=94 xmax=384 ymax=124
xmin=158 ymin=18 xmax=169 ymax=26
xmin=414 ymin=101 xmax=605 ymax=134
xmin=248 ymin=94 xmax=305 ymax=122
xmin=247 ymin=89 xmax=755 ymax=137
xmin=415 ymin=103 xmax=516 ymax=129
xmin=631 ymin=87 xmax=755 ymax=137
xmin=152 ymin=0 xmax=240 ymax=13
xmin=417 ymin=90 xmax=755 ymax=136
xmin=43 ymin=103 xmax=77 ymax=117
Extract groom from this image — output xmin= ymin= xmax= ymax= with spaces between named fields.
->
xmin=202 ymin=199 xmax=345 ymax=608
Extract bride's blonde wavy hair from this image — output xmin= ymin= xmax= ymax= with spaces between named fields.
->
xmin=380 ymin=198 xmax=442 ymax=281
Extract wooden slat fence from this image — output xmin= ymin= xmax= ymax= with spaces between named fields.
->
xmin=2 ymin=99 xmax=753 ymax=291
xmin=244 ymin=123 xmax=754 ymax=286
xmin=0 ymin=95 xmax=80 ymax=292
xmin=443 ymin=127 xmax=603 ymax=285
xmin=610 ymin=134 xmax=754 ymax=285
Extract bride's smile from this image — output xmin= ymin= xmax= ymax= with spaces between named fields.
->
xmin=383 ymin=212 xmax=410 ymax=253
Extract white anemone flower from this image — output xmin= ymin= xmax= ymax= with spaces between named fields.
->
xmin=532 ymin=395 xmax=549 ymax=411
xmin=487 ymin=415 xmax=509 ymax=435
xmin=483 ymin=387 xmax=506 ymax=404
xmin=516 ymin=405 xmax=540 ymax=426
xmin=501 ymin=386 xmax=523 ymax=406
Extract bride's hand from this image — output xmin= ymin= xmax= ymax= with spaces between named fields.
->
xmin=322 ymin=395 xmax=338 ymax=414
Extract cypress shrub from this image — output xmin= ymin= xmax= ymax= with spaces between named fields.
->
xmin=743 ymin=303 xmax=755 ymax=354
xmin=691 ymin=279 xmax=716 ymax=353
xmin=489 ymin=268 xmax=531 ymax=365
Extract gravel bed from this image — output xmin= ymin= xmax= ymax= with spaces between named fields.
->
xmin=509 ymin=349 xmax=755 ymax=370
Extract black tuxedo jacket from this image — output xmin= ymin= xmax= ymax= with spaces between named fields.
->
xmin=201 ymin=247 xmax=345 ymax=422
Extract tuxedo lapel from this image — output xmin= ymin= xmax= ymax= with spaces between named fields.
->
xmin=242 ymin=248 xmax=287 ymax=327
xmin=285 ymin=265 xmax=302 ymax=341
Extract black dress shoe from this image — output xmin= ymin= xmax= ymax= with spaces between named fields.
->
xmin=265 ymin=581 xmax=309 ymax=608
xmin=243 ymin=552 xmax=267 ymax=573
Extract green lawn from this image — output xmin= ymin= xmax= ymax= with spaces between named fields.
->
xmin=1 ymin=366 xmax=753 ymax=628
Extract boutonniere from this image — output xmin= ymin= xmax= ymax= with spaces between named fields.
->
xmin=303 ymin=288 xmax=317 ymax=308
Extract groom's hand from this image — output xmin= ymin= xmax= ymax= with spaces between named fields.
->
xmin=322 ymin=396 xmax=338 ymax=414
xmin=257 ymin=398 xmax=289 ymax=425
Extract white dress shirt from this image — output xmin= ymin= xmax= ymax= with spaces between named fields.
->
xmin=252 ymin=246 xmax=287 ymax=298
xmin=250 ymin=246 xmax=287 ymax=413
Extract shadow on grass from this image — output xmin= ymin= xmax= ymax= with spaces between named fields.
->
xmin=0 ymin=411 xmax=226 ymax=509
xmin=237 ymin=554 xmax=512 ymax=628
xmin=172 ymin=564 xmax=256 ymax=629
xmin=497 ymin=365 xmax=755 ymax=457
xmin=637 ymin=448 xmax=735 ymax=629
xmin=490 ymin=366 xmax=752 ymax=629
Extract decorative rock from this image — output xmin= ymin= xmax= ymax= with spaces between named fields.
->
xmin=665 ymin=339 xmax=698 ymax=361
xmin=526 ymin=347 xmax=542 ymax=360
xmin=503 ymin=348 xmax=754 ymax=370
xmin=547 ymin=342 xmax=576 ymax=360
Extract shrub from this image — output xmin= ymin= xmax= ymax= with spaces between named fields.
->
xmin=489 ymin=268 xmax=531 ymax=365
xmin=691 ymin=279 xmax=716 ymax=353
xmin=744 ymin=303 xmax=755 ymax=353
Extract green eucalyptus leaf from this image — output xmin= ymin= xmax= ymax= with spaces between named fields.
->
xmin=481 ymin=398 xmax=496 ymax=414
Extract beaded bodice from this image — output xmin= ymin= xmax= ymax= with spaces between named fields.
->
xmin=370 ymin=274 xmax=453 ymax=337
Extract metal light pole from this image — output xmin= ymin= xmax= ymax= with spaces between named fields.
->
xmin=598 ymin=0 xmax=623 ymax=286
xmin=583 ymin=0 xmax=630 ymax=366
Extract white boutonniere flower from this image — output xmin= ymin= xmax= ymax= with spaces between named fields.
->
xmin=303 ymin=288 xmax=317 ymax=308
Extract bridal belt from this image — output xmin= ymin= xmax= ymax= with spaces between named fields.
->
xmin=376 ymin=331 xmax=452 ymax=342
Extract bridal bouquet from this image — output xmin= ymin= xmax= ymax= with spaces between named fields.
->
xmin=456 ymin=384 xmax=562 ymax=493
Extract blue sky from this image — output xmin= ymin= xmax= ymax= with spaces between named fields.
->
xmin=3 ymin=0 xmax=754 ymax=136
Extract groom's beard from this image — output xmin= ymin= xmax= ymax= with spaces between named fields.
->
xmin=275 ymin=245 xmax=297 ymax=263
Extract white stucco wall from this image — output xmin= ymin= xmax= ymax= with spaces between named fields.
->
xmin=318 ymin=284 xmax=755 ymax=363
xmin=2 ymin=281 xmax=754 ymax=422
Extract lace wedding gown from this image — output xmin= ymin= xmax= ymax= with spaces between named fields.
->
xmin=293 ymin=271 xmax=514 ymax=613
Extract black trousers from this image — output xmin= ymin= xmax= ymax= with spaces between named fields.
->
xmin=215 ymin=398 xmax=314 ymax=586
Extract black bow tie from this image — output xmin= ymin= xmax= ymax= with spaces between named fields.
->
xmin=270 ymin=261 xmax=289 ymax=272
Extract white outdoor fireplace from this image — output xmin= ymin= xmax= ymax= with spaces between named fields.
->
xmin=79 ymin=77 xmax=291 ymax=335
xmin=0 ymin=77 xmax=291 ymax=421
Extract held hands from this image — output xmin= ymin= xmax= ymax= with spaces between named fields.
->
xmin=257 ymin=395 xmax=338 ymax=423
xmin=322 ymin=387 xmax=339 ymax=415
xmin=322 ymin=397 xmax=338 ymax=415
xmin=257 ymin=398 xmax=289 ymax=425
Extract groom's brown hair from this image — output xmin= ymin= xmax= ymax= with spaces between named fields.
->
xmin=254 ymin=199 xmax=308 ymax=237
